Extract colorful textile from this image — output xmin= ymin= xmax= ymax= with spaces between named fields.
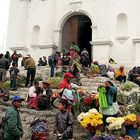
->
xmin=107 ymin=86 xmax=117 ymax=106
xmin=98 ymin=87 xmax=108 ymax=109
xmin=31 ymin=119 xmax=49 ymax=140
xmin=62 ymin=89 xmax=74 ymax=101
xmin=27 ymin=97 xmax=37 ymax=110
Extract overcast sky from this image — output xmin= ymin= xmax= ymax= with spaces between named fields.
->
xmin=0 ymin=0 xmax=10 ymax=53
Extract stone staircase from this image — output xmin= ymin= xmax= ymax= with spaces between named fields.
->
xmin=0 ymin=66 xmax=121 ymax=140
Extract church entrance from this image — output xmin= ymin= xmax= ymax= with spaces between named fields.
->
xmin=61 ymin=15 xmax=92 ymax=60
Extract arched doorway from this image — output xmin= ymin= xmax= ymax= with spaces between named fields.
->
xmin=61 ymin=15 xmax=92 ymax=60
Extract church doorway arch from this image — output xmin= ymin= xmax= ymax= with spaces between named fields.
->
xmin=61 ymin=15 xmax=92 ymax=60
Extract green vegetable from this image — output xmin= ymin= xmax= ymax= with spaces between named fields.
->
xmin=120 ymin=81 xmax=138 ymax=91
xmin=48 ymin=77 xmax=62 ymax=88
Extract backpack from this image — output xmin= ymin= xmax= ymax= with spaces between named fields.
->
xmin=30 ymin=119 xmax=49 ymax=140
xmin=0 ymin=116 xmax=6 ymax=140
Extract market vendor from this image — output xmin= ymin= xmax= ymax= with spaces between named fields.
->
xmin=38 ymin=80 xmax=53 ymax=110
xmin=26 ymin=81 xmax=41 ymax=110
xmin=98 ymin=81 xmax=119 ymax=125
xmin=59 ymin=72 xmax=73 ymax=91
xmin=115 ymin=65 xmax=126 ymax=83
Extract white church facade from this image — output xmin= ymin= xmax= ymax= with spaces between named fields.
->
xmin=6 ymin=0 xmax=140 ymax=65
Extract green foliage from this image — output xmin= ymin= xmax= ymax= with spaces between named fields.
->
xmin=120 ymin=81 xmax=138 ymax=91
xmin=47 ymin=77 xmax=62 ymax=88
xmin=16 ymin=76 xmax=26 ymax=87
xmin=0 ymin=81 xmax=10 ymax=90
xmin=117 ymin=92 xmax=130 ymax=105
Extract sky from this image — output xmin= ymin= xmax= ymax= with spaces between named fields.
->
xmin=0 ymin=0 xmax=10 ymax=53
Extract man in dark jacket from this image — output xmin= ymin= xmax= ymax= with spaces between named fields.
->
xmin=4 ymin=96 xmax=24 ymax=140
xmin=0 ymin=54 xmax=10 ymax=82
xmin=48 ymin=53 xmax=57 ymax=77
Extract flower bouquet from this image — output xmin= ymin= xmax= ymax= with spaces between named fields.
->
xmin=123 ymin=114 xmax=140 ymax=128
xmin=106 ymin=117 xmax=125 ymax=138
xmin=106 ymin=117 xmax=125 ymax=131
xmin=77 ymin=108 xmax=103 ymax=139
xmin=123 ymin=114 xmax=140 ymax=139
xmin=80 ymin=94 xmax=99 ymax=112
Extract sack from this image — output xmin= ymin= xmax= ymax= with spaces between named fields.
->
xmin=30 ymin=119 xmax=49 ymax=140
xmin=98 ymin=64 xmax=107 ymax=76
xmin=0 ymin=117 xmax=5 ymax=140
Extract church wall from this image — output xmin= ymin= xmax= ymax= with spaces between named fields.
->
xmin=6 ymin=0 xmax=28 ymax=51
xmin=107 ymin=0 xmax=137 ymax=65
xmin=25 ymin=0 xmax=56 ymax=61
xmin=6 ymin=0 xmax=140 ymax=65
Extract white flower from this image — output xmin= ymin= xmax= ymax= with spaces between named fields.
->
xmin=106 ymin=117 xmax=114 ymax=123
xmin=88 ymin=108 xmax=98 ymax=114
xmin=77 ymin=112 xmax=85 ymax=122
xmin=83 ymin=112 xmax=90 ymax=117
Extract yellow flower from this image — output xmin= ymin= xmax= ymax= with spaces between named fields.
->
xmin=123 ymin=114 xmax=136 ymax=122
xmin=98 ymin=120 xmax=103 ymax=125
xmin=91 ymin=119 xmax=98 ymax=126
xmin=96 ymin=114 xmax=103 ymax=119
xmin=95 ymin=93 xmax=99 ymax=99
xmin=80 ymin=117 xmax=90 ymax=127
xmin=88 ymin=113 xmax=94 ymax=119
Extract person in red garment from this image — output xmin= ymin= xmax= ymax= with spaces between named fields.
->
xmin=59 ymin=72 xmax=73 ymax=91
xmin=58 ymin=72 xmax=74 ymax=113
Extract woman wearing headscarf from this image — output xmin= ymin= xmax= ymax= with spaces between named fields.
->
xmin=98 ymin=81 xmax=119 ymax=125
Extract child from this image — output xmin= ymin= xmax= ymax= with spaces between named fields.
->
xmin=54 ymin=98 xmax=73 ymax=140
xmin=9 ymin=62 xmax=19 ymax=90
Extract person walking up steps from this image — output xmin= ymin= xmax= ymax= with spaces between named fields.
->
xmin=24 ymin=54 xmax=36 ymax=87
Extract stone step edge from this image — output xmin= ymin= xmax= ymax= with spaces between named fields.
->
xmin=0 ymin=103 xmax=57 ymax=117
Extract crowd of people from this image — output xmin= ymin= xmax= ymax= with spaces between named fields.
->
xmin=1 ymin=44 xmax=140 ymax=140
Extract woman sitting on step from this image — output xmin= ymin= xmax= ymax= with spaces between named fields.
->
xmin=26 ymin=81 xmax=42 ymax=110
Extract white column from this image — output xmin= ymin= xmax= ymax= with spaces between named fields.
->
xmin=90 ymin=39 xmax=113 ymax=63
xmin=132 ymin=38 xmax=140 ymax=65
xmin=54 ymin=29 xmax=62 ymax=51
xmin=18 ymin=0 xmax=28 ymax=46
xmin=7 ymin=0 xmax=28 ymax=51
xmin=91 ymin=25 xmax=98 ymax=41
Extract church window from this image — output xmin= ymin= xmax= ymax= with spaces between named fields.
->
xmin=116 ymin=13 xmax=128 ymax=36
xmin=32 ymin=25 xmax=40 ymax=45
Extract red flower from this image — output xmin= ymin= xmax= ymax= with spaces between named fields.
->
xmin=84 ymin=96 xmax=93 ymax=105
